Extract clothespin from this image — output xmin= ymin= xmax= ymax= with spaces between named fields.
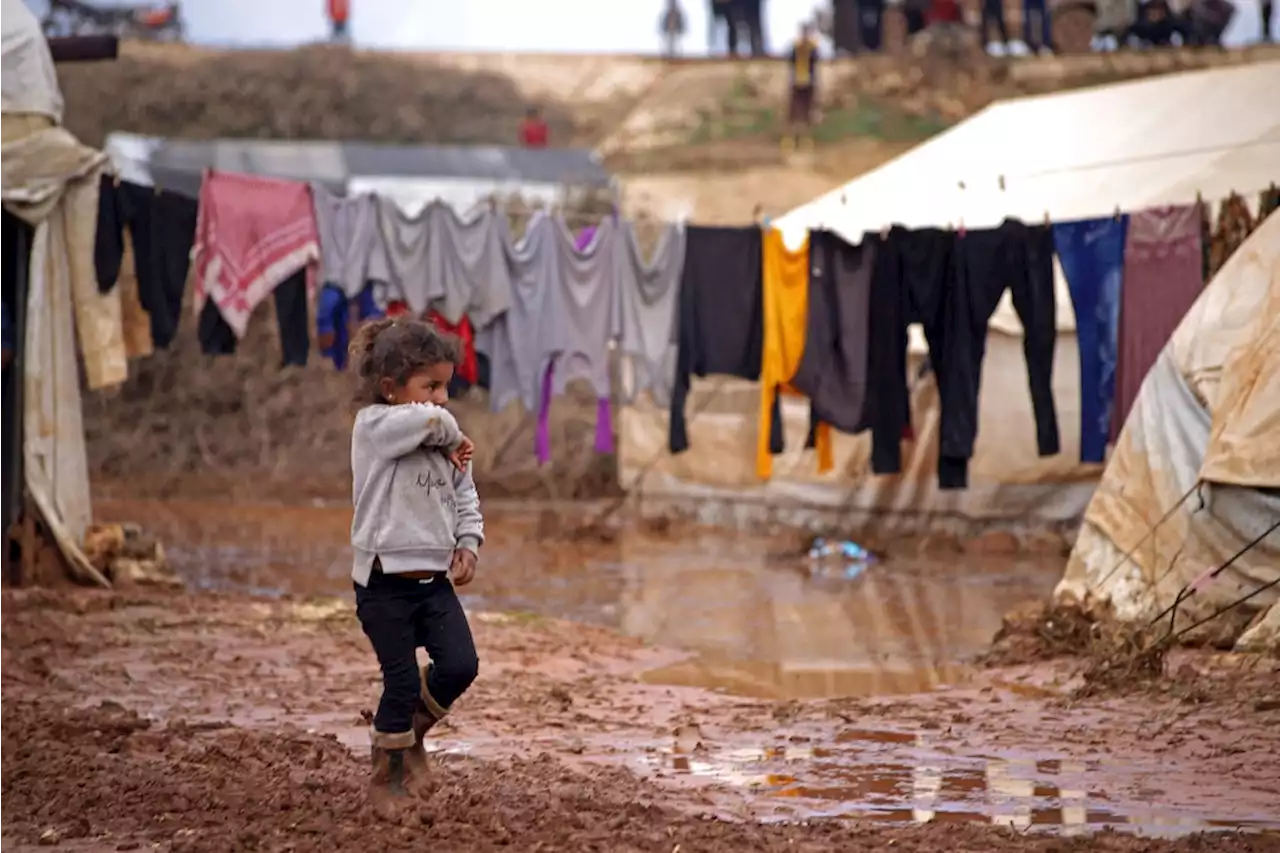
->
xmin=879 ymin=223 xmax=890 ymax=239
xmin=839 ymin=193 xmax=847 ymax=206
xmin=1043 ymin=210 xmax=1051 ymax=227
xmin=1113 ymin=205 xmax=1121 ymax=221
xmin=1195 ymin=190 xmax=1204 ymax=209
xmin=998 ymin=175 xmax=1006 ymax=191
xmin=112 ymin=174 xmax=121 ymax=188
xmin=957 ymin=218 xmax=966 ymax=238
xmin=751 ymin=203 xmax=763 ymax=223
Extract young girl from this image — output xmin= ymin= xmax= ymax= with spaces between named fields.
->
xmin=348 ymin=317 xmax=483 ymax=797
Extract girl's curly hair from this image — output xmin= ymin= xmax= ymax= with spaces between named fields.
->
xmin=349 ymin=317 xmax=462 ymax=407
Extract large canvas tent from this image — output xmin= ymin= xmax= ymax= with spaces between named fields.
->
xmin=617 ymin=63 xmax=1280 ymax=532
xmin=1057 ymin=213 xmax=1280 ymax=651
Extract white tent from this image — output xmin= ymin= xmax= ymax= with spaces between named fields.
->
xmin=774 ymin=62 xmax=1280 ymax=240
xmin=1057 ymin=213 xmax=1280 ymax=651
xmin=619 ymin=63 xmax=1280 ymax=532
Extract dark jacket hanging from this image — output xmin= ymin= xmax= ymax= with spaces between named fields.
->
xmin=791 ymin=229 xmax=875 ymax=434
xmin=95 ymin=178 xmax=198 ymax=349
xmin=669 ymin=225 xmax=765 ymax=454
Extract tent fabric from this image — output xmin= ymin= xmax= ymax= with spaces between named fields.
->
xmin=775 ymin=62 xmax=1280 ymax=242
xmin=1 ymin=120 xmax=114 ymax=586
xmin=1057 ymin=213 xmax=1280 ymax=647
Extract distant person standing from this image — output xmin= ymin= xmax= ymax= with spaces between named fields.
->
xmin=519 ymin=107 xmax=549 ymax=148
xmin=1263 ymin=0 xmax=1274 ymax=41
xmin=1023 ymin=0 xmax=1057 ymax=53
xmin=660 ymin=0 xmax=688 ymax=57
xmin=784 ymin=24 xmax=819 ymax=152
xmin=327 ymin=0 xmax=350 ymax=42
xmin=739 ymin=0 xmax=767 ymax=55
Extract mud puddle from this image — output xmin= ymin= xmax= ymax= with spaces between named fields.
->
xmin=97 ymin=499 xmax=1061 ymax=703
xmin=638 ymin=726 xmax=1280 ymax=836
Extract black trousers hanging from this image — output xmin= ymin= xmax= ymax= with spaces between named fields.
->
xmin=196 ymin=269 xmax=311 ymax=367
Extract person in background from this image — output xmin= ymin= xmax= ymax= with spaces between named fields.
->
xmin=980 ymin=0 xmax=1011 ymax=54
xmin=1023 ymin=0 xmax=1057 ymax=53
xmin=739 ymin=0 xmax=767 ymax=55
xmin=783 ymin=23 xmax=819 ymax=152
xmin=660 ymin=0 xmax=688 ymax=57
xmin=856 ymin=0 xmax=887 ymax=51
xmin=518 ymin=106 xmax=549 ymax=148
xmin=1264 ymin=0 xmax=1274 ymax=41
xmin=1124 ymin=0 xmax=1187 ymax=45
xmin=903 ymin=0 xmax=932 ymax=36
xmin=327 ymin=0 xmax=350 ymax=42
xmin=712 ymin=0 xmax=747 ymax=56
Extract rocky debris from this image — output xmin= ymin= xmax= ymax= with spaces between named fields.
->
xmin=83 ymin=523 xmax=179 ymax=588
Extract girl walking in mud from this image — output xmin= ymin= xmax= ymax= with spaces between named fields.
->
xmin=348 ymin=317 xmax=484 ymax=798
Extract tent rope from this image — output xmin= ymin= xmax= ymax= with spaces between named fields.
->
xmin=1089 ymin=480 xmax=1204 ymax=594
xmin=1149 ymin=516 xmax=1280 ymax=638
xmin=1166 ymin=575 xmax=1280 ymax=645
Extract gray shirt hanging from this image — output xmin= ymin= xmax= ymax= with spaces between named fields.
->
xmin=547 ymin=216 xmax=617 ymax=401
xmin=372 ymin=196 xmax=432 ymax=314
xmin=312 ymin=185 xmax=380 ymax=298
xmin=477 ymin=214 xmax=560 ymax=413
xmin=423 ymin=202 xmax=513 ymax=329
xmin=613 ymin=221 xmax=685 ymax=407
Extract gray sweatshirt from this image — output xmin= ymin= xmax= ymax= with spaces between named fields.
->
xmin=424 ymin=202 xmax=513 ymax=329
xmin=547 ymin=215 xmax=617 ymax=399
xmin=350 ymin=403 xmax=484 ymax=586
xmin=372 ymin=197 xmax=433 ymax=314
xmin=478 ymin=214 xmax=619 ymax=412
xmin=477 ymin=214 xmax=559 ymax=413
xmin=613 ymin=221 xmax=685 ymax=407
xmin=312 ymin=185 xmax=380 ymax=297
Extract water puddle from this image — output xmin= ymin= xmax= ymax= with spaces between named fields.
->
xmin=640 ymin=728 xmax=1280 ymax=836
xmin=98 ymin=499 xmax=1060 ymax=702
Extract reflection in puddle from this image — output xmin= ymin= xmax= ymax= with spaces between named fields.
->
xmin=644 ymin=729 xmax=1280 ymax=837
xmin=97 ymin=499 xmax=1061 ymax=702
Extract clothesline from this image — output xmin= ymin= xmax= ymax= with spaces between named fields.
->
xmin=89 ymin=165 xmax=1275 ymax=494
xmin=799 ymin=182 xmax=1278 ymax=237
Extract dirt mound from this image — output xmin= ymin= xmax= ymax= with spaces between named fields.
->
xmin=59 ymin=43 xmax=578 ymax=148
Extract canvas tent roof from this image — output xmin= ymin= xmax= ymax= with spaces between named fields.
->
xmin=775 ymin=62 xmax=1280 ymax=243
xmin=1057 ymin=212 xmax=1280 ymax=650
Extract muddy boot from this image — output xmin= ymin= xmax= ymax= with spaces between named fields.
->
xmin=412 ymin=664 xmax=448 ymax=749
xmin=368 ymin=728 xmax=415 ymax=800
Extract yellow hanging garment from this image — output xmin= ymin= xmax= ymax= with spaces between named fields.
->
xmin=758 ymin=229 xmax=833 ymax=480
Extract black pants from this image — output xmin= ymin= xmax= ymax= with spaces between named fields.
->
xmin=981 ymin=0 xmax=1009 ymax=43
xmin=355 ymin=569 xmax=479 ymax=739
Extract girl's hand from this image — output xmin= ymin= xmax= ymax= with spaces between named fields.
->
xmin=450 ymin=549 xmax=477 ymax=586
xmin=448 ymin=436 xmax=475 ymax=471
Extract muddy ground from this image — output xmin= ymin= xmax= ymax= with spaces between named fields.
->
xmin=3 ymin=556 xmax=1278 ymax=851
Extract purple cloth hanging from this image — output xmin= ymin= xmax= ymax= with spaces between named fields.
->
xmin=535 ymin=223 xmax=615 ymax=464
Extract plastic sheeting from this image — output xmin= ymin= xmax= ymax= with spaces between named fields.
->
xmin=1057 ymin=213 xmax=1280 ymax=647
xmin=2 ymin=116 xmax=116 ymax=586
